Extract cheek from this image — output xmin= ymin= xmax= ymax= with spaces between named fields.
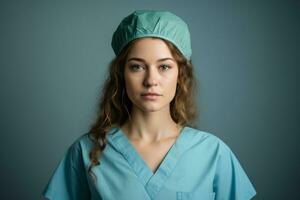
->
xmin=165 ymin=70 xmax=178 ymax=86
xmin=163 ymin=74 xmax=178 ymax=96
xmin=168 ymin=80 xmax=178 ymax=95
xmin=124 ymin=75 xmax=140 ymax=97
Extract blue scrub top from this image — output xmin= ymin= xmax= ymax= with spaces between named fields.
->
xmin=42 ymin=126 xmax=257 ymax=200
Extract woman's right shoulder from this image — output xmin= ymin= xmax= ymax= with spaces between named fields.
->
xmin=69 ymin=133 xmax=95 ymax=152
xmin=68 ymin=126 xmax=121 ymax=156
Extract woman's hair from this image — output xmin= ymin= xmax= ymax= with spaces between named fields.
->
xmin=86 ymin=37 xmax=199 ymax=183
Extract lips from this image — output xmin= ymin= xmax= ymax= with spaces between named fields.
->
xmin=141 ymin=92 xmax=161 ymax=96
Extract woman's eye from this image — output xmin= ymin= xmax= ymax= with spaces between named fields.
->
xmin=160 ymin=64 xmax=171 ymax=71
xmin=130 ymin=64 xmax=143 ymax=71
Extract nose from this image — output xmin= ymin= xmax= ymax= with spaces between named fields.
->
xmin=143 ymin=67 xmax=158 ymax=87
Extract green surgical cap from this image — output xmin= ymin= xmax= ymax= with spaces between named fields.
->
xmin=111 ymin=10 xmax=192 ymax=60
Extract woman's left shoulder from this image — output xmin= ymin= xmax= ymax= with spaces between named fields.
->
xmin=182 ymin=126 xmax=233 ymax=154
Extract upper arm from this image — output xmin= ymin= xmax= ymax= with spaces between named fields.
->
xmin=42 ymin=140 xmax=91 ymax=200
xmin=213 ymin=141 xmax=257 ymax=200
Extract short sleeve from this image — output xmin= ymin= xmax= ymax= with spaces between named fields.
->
xmin=42 ymin=139 xmax=91 ymax=200
xmin=213 ymin=140 xmax=257 ymax=200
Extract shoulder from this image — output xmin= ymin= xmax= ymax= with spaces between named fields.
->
xmin=62 ymin=133 xmax=94 ymax=163
xmin=68 ymin=126 xmax=127 ymax=156
xmin=182 ymin=126 xmax=232 ymax=155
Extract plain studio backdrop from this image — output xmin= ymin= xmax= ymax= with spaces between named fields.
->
xmin=0 ymin=0 xmax=299 ymax=199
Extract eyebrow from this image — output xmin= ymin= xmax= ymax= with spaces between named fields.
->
xmin=126 ymin=57 xmax=175 ymax=63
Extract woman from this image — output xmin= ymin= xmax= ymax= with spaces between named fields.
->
xmin=42 ymin=10 xmax=257 ymax=200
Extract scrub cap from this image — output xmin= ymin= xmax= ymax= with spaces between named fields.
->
xmin=111 ymin=10 xmax=192 ymax=60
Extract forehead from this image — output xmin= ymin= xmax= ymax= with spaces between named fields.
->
xmin=126 ymin=37 xmax=174 ymax=60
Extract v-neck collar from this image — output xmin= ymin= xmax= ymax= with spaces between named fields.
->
xmin=107 ymin=126 xmax=190 ymax=199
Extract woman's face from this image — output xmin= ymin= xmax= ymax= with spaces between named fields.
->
xmin=124 ymin=38 xmax=179 ymax=112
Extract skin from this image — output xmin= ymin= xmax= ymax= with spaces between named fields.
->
xmin=120 ymin=37 xmax=184 ymax=173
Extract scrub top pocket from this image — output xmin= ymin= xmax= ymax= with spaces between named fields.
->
xmin=176 ymin=191 xmax=215 ymax=200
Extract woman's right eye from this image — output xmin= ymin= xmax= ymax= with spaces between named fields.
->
xmin=130 ymin=64 xmax=143 ymax=71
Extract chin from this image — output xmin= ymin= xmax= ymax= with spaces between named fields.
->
xmin=136 ymin=101 xmax=170 ymax=113
xmin=138 ymin=104 xmax=160 ymax=112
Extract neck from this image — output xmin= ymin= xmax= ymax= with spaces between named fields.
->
xmin=121 ymin=105 xmax=182 ymax=143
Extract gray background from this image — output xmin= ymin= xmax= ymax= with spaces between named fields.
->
xmin=0 ymin=0 xmax=299 ymax=199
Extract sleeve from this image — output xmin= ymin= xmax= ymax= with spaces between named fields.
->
xmin=213 ymin=140 xmax=257 ymax=200
xmin=42 ymin=139 xmax=91 ymax=200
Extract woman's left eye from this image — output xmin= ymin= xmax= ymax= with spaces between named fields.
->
xmin=160 ymin=64 xmax=171 ymax=71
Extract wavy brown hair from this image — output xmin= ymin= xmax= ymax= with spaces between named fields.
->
xmin=86 ymin=37 xmax=199 ymax=183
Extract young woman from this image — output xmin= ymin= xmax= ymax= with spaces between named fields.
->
xmin=42 ymin=10 xmax=257 ymax=200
